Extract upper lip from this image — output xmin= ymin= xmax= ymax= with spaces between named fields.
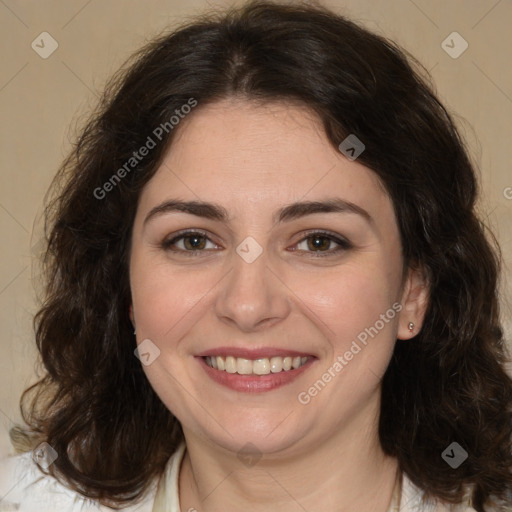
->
xmin=196 ymin=347 xmax=314 ymax=359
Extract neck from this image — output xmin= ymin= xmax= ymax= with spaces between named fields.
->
xmin=178 ymin=398 xmax=399 ymax=512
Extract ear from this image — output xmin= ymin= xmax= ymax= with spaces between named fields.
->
xmin=397 ymin=265 xmax=429 ymax=340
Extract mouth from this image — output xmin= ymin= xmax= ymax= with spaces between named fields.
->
xmin=196 ymin=349 xmax=316 ymax=392
xmin=203 ymin=355 xmax=310 ymax=375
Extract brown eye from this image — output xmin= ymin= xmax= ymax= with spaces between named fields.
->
xmin=183 ymin=234 xmax=207 ymax=250
xmin=293 ymin=231 xmax=352 ymax=256
xmin=306 ymin=235 xmax=332 ymax=251
xmin=162 ymin=231 xmax=218 ymax=253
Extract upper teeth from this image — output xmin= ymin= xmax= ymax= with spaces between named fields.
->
xmin=205 ymin=356 xmax=309 ymax=375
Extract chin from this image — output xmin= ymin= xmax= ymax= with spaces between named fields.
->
xmin=187 ymin=410 xmax=314 ymax=457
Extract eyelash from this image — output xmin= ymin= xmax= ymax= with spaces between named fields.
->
xmin=161 ymin=230 xmax=219 ymax=254
xmin=293 ymin=230 xmax=352 ymax=257
xmin=161 ymin=229 xmax=352 ymax=257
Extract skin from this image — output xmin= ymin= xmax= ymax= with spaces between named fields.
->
xmin=129 ymin=99 xmax=429 ymax=512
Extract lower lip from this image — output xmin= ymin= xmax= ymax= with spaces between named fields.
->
xmin=197 ymin=357 xmax=315 ymax=392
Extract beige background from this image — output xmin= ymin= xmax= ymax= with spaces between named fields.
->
xmin=0 ymin=0 xmax=511 ymax=459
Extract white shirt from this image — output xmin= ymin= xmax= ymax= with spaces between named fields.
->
xmin=0 ymin=444 xmax=478 ymax=512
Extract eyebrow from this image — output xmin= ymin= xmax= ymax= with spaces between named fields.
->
xmin=143 ymin=198 xmax=373 ymax=226
xmin=144 ymin=200 xmax=229 ymax=225
xmin=275 ymin=198 xmax=373 ymax=225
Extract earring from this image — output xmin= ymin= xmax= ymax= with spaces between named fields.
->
xmin=408 ymin=322 xmax=414 ymax=332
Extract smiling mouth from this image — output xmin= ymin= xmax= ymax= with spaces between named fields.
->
xmin=203 ymin=355 xmax=310 ymax=375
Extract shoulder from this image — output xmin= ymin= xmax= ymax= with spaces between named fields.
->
xmin=0 ymin=451 xmax=155 ymax=512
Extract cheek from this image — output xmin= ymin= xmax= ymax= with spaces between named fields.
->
xmin=130 ymin=253 xmax=218 ymax=341
xmin=297 ymin=262 xmax=400 ymax=343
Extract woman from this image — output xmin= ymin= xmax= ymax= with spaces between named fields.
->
xmin=1 ymin=1 xmax=511 ymax=511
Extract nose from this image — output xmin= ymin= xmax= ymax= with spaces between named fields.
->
xmin=214 ymin=247 xmax=291 ymax=333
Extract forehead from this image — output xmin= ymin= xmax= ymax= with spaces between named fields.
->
xmin=138 ymin=99 xmax=391 ymax=220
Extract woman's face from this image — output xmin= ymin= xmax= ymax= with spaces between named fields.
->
xmin=129 ymin=99 xmax=425 ymax=456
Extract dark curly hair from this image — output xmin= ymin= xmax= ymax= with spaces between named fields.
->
xmin=12 ymin=1 xmax=512 ymax=510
